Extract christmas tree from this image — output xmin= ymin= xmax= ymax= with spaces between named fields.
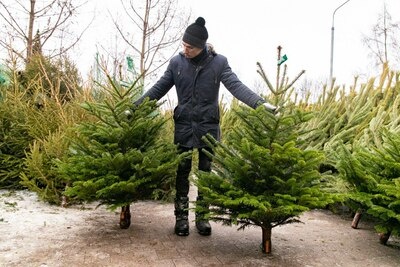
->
xmin=56 ymin=76 xmax=183 ymax=228
xmin=195 ymin=49 xmax=337 ymax=253
xmin=337 ymin=129 xmax=400 ymax=244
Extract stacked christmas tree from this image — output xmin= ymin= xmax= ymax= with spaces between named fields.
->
xmin=337 ymin=128 xmax=400 ymax=244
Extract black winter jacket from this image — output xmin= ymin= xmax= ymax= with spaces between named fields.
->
xmin=136 ymin=47 xmax=266 ymax=148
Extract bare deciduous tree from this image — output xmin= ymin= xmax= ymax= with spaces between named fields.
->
xmin=0 ymin=0 xmax=90 ymax=65
xmin=362 ymin=4 xmax=400 ymax=69
xmin=112 ymin=0 xmax=190 ymax=82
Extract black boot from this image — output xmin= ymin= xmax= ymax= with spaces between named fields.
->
xmin=195 ymin=196 xmax=211 ymax=236
xmin=174 ymin=196 xmax=189 ymax=236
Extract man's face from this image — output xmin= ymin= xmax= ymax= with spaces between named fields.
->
xmin=182 ymin=42 xmax=203 ymax=58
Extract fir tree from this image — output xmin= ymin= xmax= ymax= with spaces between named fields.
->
xmin=195 ymin=52 xmax=336 ymax=254
xmin=0 ymin=87 xmax=36 ymax=189
xmin=56 ymin=77 xmax=183 ymax=228
xmin=338 ymin=129 xmax=400 ymax=244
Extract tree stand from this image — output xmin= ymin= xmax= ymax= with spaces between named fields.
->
xmin=261 ymin=227 xmax=272 ymax=254
xmin=351 ymin=211 xmax=362 ymax=229
xmin=379 ymin=231 xmax=391 ymax=245
xmin=119 ymin=205 xmax=131 ymax=229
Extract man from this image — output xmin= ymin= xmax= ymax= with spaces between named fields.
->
xmin=134 ymin=17 xmax=276 ymax=236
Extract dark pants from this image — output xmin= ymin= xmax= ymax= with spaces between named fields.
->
xmin=175 ymin=146 xmax=213 ymax=198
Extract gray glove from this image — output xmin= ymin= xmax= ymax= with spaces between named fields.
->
xmin=263 ymin=102 xmax=278 ymax=114
xmin=124 ymin=109 xmax=133 ymax=120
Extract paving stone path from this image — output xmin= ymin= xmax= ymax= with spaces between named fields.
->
xmin=1 ymin=189 xmax=399 ymax=267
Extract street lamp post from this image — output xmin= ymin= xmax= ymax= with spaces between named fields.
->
xmin=329 ymin=0 xmax=351 ymax=85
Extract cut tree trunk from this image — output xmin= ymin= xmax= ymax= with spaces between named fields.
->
xmin=261 ymin=227 xmax=272 ymax=254
xmin=351 ymin=211 xmax=362 ymax=229
xmin=379 ymin=231 xmax=391 ymax=245
xmin=119 ymin=205 xmax=131 ymax=229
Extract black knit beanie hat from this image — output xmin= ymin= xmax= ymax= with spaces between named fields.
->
xmin=182 ymin=17 xmax=208 ymax=48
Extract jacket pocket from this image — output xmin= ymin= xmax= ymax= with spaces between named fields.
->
xmin=200 ymin=105 xmax=220 ymax=124
xmin=173 ymin=104 xmax=191 ymax=122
